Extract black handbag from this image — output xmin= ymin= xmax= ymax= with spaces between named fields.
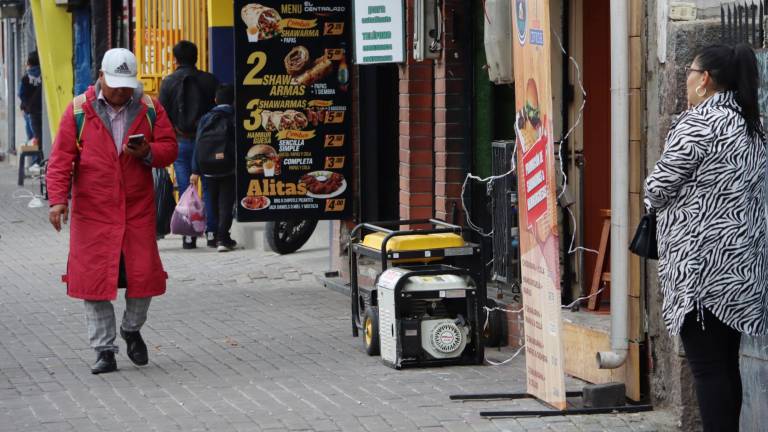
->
xmin=629 ymin=211 xmax=659 ymax=259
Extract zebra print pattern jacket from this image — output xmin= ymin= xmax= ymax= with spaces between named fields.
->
xmin=645 ymin=91 xmax=768 ymax=336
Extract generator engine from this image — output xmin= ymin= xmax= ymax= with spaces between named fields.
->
xmin=377 ymin=267 xmax=481 ymax=368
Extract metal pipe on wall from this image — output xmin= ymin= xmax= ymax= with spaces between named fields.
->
xmin=597 ymin=0 xmax=629 ymax=370
xmin=6 ymin=19 xmax=16 ymax=155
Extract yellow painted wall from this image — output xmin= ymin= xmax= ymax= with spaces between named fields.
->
xmin=207 ymin=0 xmax=234 ymax=27
xmin=30 ymin=0 xmax=73 ymax=136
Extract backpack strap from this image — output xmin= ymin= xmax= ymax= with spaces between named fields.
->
xmin=72 ymin=93 xmax=157 ymax=152
xmin=72 ymin=94 xmax=88 ymax=151
xmin=141 ymin=94 xmax=156 ymax=133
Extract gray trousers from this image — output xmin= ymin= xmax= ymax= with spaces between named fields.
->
xmin=84 ymin=295 xmax=151 ymax=353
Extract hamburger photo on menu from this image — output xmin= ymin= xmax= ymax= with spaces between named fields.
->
xmin=245 ymin=144 xmax=281 ymax=177
xmin=516 ymin=78 xmax=541 ymax=153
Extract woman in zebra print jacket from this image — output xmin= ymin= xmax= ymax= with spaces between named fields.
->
xmin=645 ymin=43 xmax=767 ymax=431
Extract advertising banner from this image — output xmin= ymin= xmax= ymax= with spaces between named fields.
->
xmin=352 ymin=0 xmax=405 ymax=64
xmin=234 ymin=1 xmax=353 ymax=221
xmin=512 ymin=0 xmax=567 ymax=410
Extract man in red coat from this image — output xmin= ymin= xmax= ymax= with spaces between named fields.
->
xmin=46 ymin=48 xmax=178 ymax=374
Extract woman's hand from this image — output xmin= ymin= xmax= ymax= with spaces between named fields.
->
xmin=190 ymin=174 xmax=200 ymax=185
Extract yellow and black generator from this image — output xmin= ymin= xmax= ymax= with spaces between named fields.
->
xmin=349 ymin=219 xmax=485 ymax=369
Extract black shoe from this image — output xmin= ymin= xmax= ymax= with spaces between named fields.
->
xmin=217 ymin=238 xmax=237 ymax=252
xmin=91 ymin=351 xmax=117 ymax=374
xmin=206 ymin=232 xmax=217 ymax=248
xmin=120 ymin=328 xmax=148 ymax=366
xmin=182 ymin=236 xmax=197 ymax=249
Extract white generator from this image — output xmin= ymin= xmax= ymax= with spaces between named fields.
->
xmin=376 ymin=266 xmax=483 ymax=369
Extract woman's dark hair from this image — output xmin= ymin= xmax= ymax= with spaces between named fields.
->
xmin=695 ymin=43 xmax=763 ymax=137
xmin=172 ymin=40 xmax=198 ymax=66
xmin=215 ymin=84 xmax=234 ymax=105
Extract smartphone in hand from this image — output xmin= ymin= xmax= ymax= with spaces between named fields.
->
xmin=127 ymin=134 xmax=145 ymax=149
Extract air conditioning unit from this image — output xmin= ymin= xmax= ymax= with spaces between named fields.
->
xmin=413 ymin=0 xmax=442 ymax=61
xmin=483 ymin=0 xmax=514 ymax=84
xmin=491 ymin=140 xmax=521 ymax=291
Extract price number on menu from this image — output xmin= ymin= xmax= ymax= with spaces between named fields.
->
xmin=242 ymin=52 xmax=267 ymax=85
xmin=324 ymin=22 xmax=345 ymax=36
xmin=324 ymin=156 xmax=345 ymax=169
xmin=325 ymin=199 xmax=346 ymax=212
xmin=324 ymin=111 xmax=345 ymax=124
xmin=324 ymin=134 xmax=345 ymax=148
xmin=325 ymin=48 xmax=345 ymax=61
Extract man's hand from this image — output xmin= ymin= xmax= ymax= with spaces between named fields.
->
xmin=49 ymin=204 xmax=69 ymax=232
xmin=124 ymin=139 xmax=150 ymax=159
xmin=190 ymin=174 xmax=200 ymax=185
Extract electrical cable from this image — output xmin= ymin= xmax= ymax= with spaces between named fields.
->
xmin=462 ymin=26 xmax=598 ymax=367
xmin=486 ymin=344 xmax=526 ymax=366
xmin=561 ymin=287 xmax=604 ymax=310
xmin=460 ymin=28 xmax=594 ymax=257
xmin=12 ymin=188 xmax=44 ymax=208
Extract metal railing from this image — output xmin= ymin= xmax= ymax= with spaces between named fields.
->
xmin=134 ymin=0 xmax=208 ymax=95
xmin=721 ymin=1 xmax=766 ymax=48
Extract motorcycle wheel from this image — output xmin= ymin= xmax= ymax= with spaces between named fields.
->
xmin=264 ymin=220 xmax=319 ymax=254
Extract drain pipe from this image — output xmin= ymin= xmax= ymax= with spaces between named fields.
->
xmin=597 ymin=0 xmax=629 ymax=369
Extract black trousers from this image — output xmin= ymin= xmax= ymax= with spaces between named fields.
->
xmin=205 ymin=175 xmax=235 ymax=241
xmin=680 ymin=308 xmax=742 ymax=432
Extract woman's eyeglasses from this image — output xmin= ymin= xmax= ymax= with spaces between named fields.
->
xmin=686 ymin=66 xmax=705 ymax=76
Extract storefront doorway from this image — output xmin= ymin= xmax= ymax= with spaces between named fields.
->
xmin=358 ymin=65 xmax=400 ymax=222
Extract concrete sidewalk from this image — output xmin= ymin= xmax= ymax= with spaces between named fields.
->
xmin=0 ymin=163 xmax=675 ymax=431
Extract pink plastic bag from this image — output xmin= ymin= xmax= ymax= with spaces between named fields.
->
xmin=170 ymin=185 xmax=207 ymax=237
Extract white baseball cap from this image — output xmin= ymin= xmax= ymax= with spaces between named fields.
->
xmin=101 ymin=48 xmax=139 ymax=89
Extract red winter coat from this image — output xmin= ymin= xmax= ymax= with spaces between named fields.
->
xmin=46 ymin=85 xmax=178 ymax=301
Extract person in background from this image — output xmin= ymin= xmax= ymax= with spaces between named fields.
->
xmin=644 ymin=43 xmax=768 ymax=431
xmin=19 ymin=51 xmax=43 ymax=171
xmin=159 ymin=40 xmax=219 ymax=250
xmin=190 ymin=84 xmax=237 ymax=252
xmin=46 ymin=48 xmax=178 ymax=374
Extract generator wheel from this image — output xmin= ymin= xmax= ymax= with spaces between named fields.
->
xmin=363 ymin=307 xmax=380 ymax=356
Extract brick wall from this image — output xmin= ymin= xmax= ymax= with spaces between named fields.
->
xmin=398 ymin=0 xmax=471 ymax=223
xmin=398 ymin=0 xmax=434 ymax=220
xmin=433 ymin=0 xmax=471 ymax=223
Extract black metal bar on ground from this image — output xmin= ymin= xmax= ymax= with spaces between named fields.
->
xmin=449 ymin=391 xmax=582 ymax=401
xmin=479 ymin=404 xmax=654 ymax=418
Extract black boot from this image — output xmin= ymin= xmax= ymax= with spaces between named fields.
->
xmin=206 ymin=232 xmax=218 ymax=248
xmin=120 ymin=328 xmax=148 ymax=366
xmin=182 ymin=236 xmax=197 ymax=249
xmin=91 ymin=351 xmax=117 ymax=374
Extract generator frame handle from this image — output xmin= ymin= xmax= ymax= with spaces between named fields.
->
xmin=350 ymin=219 xmax=461 ymax=242
xmin=378 ymin=228 xmax=462 ymax=271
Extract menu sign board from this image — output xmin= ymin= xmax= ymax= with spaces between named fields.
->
xmin=512 ymin=0 xmax=567 ymax=410
xmin=353 ymin=0 xmax=405 ymax=64
xmin=234 ymin=1 xmax=353 ymax=221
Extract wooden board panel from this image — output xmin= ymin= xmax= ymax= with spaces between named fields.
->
xmin=512 ymin=0 xmax=567 ymax=410
xmin=629 ymin=295 xmax=642 ymax=341
xmin=562 ymin=321 xmax=642 ymax=401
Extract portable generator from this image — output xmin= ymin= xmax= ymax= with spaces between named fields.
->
xmin=349 ymin=219 xmax=485 ymax=369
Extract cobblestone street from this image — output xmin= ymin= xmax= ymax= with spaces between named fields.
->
xmin=0 ymin=164 xmax=675 ymax=431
